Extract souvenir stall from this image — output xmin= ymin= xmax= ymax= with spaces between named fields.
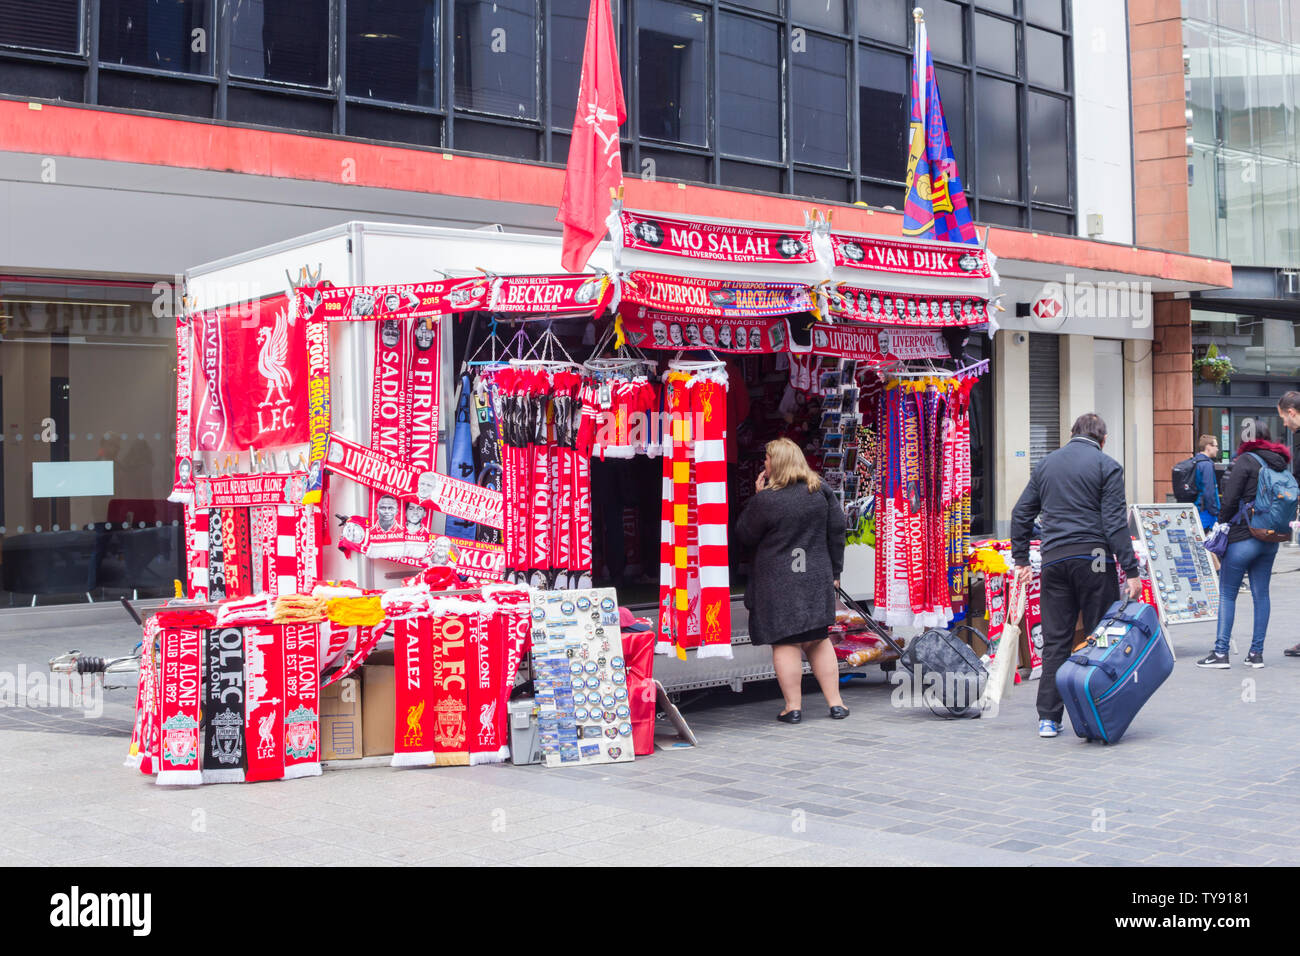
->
xmin=126 ymin=214 xmax=999 ymax=784
xmin=604 ymin=207 xmax=997 ymax=693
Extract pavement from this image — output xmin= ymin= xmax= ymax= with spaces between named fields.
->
xmin=4 ymin=552 xmax=1300 ymax=868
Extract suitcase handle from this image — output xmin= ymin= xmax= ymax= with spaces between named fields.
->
xmin=1067 ymin=654 xmax=1119 ymax=681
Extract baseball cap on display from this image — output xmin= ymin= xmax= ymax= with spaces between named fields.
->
xmin=618 ymin=607 xmax=653 ymax=632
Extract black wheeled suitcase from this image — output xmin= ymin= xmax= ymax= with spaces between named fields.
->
xmin=836 ymin=587 xmax=987 ymax=718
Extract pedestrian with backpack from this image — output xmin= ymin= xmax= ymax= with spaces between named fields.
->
xmin=1197 ymin=421 xmax=1299 ymax=669
xmin=1171 ymin=436 xmax=1221 ymax=530
xmin=1274 ymin=391 xmax=1300 ymax=657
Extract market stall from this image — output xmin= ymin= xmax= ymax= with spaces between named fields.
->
xmin=127 ymin=212 xmax=1001 ymax=784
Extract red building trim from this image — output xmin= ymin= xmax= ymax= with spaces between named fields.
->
xmin=0 ymin=98 xmax=1231 ymax=289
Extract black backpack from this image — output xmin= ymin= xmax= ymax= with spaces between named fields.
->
xmin=1171 ymin=456 xmax=1199 ymax=503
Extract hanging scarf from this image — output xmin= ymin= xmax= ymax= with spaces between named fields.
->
xmin=688 ymin=372 xmax=732 ymax=658
xmin=468 ymin=606 xmax=507 ymax=765
xmin=243 ymin=625 xmax=285 ymax=783
xmin=207 ymin=509 xmax=228 ymax=601
xmin=156 ymin=627 xmax=203 ymax=786
xmin=127 ymin=620 xmax=161 ymax=772
xmin=282 ymin=622 xmax=322 ymax=778
xmin=295 ymin=505 xmax=321 ymax=594
xmin=473 ymin=371 xmax=504 ymax=546
xmin=406 ymin=318 xmax=441 ymax=559
xmin=169 ymin=315 xmax=195 ymax=504
xmin=392 ymin=616 xmax=437 ymax=767
xmin=223 ymin=508 xmax=253 ymax=599
xmin=528 ymin=372 xmax=553 ymax=574
xmin=186 ymin=504 xmax=209 ymax=602
xmin=445 ymin=373 xmax=479 ymax=540
xmin=201 ymin=626 xmax=247 ymax=784
xmin=369 ymin=320 xmax=410 ymax=559
xmin=431 ymin=604 xmax=472 ymax=766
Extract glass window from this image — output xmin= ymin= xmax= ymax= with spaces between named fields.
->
xmin=974 ymin=13 xmax=1016 ymax=75
xmin=229 ymin=0 xmax=331 ymax=87
xmin=723 ymin=0 xmax=779 ymax=13
xmin=1031 ymin=209 xmax=1072 ymax=234
xmin=98 ymin=0 xmax=211 ymax=74
xmin=791 ymin=0 xmax=845 ymax=32
xmin=792 ymin=33 xmax=849 ymax=168
xmin=1024 ymin=0 xmax=1062 ymax=31
xmin=924 ymin=0 xmax=965 ymax=64
xmin=1220 ymin=149 xmax=1261 ymax=264
xmin=1187 ymin=145 xmax=1222 ymax=259
xmin=978 ymin=199 xmax=1024 ymax=226
xmin=454 ymin=0 xmax=539 ymax=119
xmin=0 ymin=279 xmax=184 ymax=606
xmin=935 ymin=66 xmax=968 ymax=182
xmin=1025 ymin=26 xmax=1064 ymax=89
xmin=550 ymin=0 xmax=589 ymax=127
xmin=1215 ymin=29 xmax=1256 ymax=150
xmin=1254 ymin=38 xmax=1293 ymax=158
xmin=857 ymin=0 xmax=907 ymax=46
xmin=637 ymin=0 xmax=708 ymax=146
xmin=975 ymin=0 xmax=1015 ymax=15
xmin=858 ymin=46 xmax=908 ymax=180
xmin=1027 ymin=91 xmax=1068 ymax=206
xmin=347 ymin=0 xmax=440 ymax=107
xmin=1260 ymin=157 xmax=1299 ymax=265
xmin=977 ymin=75 xmax=1019 ymax=200
xmin=1183 ymin=22 xmax=1215 ymax=147
xmin=1254 ymin=1 xmax=1285 ymax=38
xmin=0 ymin=0 xmax=82 ymax=54
xmin=719 ymin=14 xmax=781 ymax=161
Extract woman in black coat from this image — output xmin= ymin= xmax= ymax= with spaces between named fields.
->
xmin=1197 ymin=421 xmax=1290 ymax=669
xmin=735 ymin=437 xmax=848 ymax=723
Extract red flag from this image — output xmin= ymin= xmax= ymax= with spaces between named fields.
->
xmin=557 ymin=0 xmax=626 ymax=274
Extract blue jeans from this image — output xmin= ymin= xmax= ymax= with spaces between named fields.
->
xmin=1215 ymin=536 xmax=1279 ymax=656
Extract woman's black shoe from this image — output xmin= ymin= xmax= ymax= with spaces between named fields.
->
xmin=777 ymin=710 xmax=802 ymax=723
xmin=829 ymin=705 xmax=850 ymax=719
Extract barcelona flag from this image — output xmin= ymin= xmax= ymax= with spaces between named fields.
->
xmin=903 ymin=17 xmax=977 ymax=244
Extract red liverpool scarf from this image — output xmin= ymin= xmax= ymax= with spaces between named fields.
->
xmin=128 ymin=621 xmax=162 ymax=774
xmin=392 ymin=616 xmax=436 ymax=767
xmin=369 ymin=320 xmax=410 ymax=559
xmin=406 ymin=319 xmax=441 ymax=559
xmin=689 ymin=373 xmax=732 ymax=658
xmin=157 ymin=627 xmax=203 ymax=786
xmin=243 ymin=625 xmax=285 ymax=783
xmin=431 ymin=605 xmax=471 ymax=767
xmin=282 ymin=623 xmax=322 ymax=778
xmin=468 ymin=607 xmax=506 ymax=764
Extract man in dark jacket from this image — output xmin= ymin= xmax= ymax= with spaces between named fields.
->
xmin=1011 ymin=413 xmax=1143 ymax=738
xmin=1192 ymin=434 xmax=1221 ymax=531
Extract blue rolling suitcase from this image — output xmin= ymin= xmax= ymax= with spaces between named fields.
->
xmin=1055 ymin=599 xmax=1173 ymax=744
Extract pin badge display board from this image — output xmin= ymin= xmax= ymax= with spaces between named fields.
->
xmin=1131 ymin=504 xmax=1220 ymax=626
xmin=529 ymin=587 xmax=635 ymax=768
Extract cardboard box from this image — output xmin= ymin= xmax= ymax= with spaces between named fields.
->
xmin=361 ymin=662 xmax=394 ymax=757
xmin=320 ymin=677 xmax=362 ymax=761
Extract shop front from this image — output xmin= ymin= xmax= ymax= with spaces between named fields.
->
xmin=0 ymin=276 xmax=183 ymax=606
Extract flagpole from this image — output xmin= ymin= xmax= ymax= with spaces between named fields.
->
xmin=913 ymin=8 xmax=926 ymax=138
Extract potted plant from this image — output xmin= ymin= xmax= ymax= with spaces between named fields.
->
xmin=1194 ymin=344 xmax=1234 ymax=385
